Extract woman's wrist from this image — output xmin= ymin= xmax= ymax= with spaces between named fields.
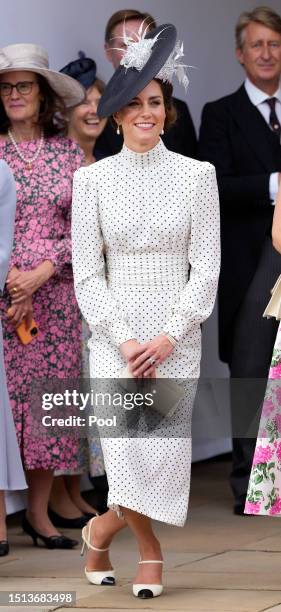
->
xmin=161 ymin=331 xmax=177 ymax=347
xmin=36 ymin=261 xmax=55 ymax=285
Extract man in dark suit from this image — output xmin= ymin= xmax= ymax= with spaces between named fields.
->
xmin=199 ymin=6 xmax=281 ymax=514
xmin=96 ymin=8 xmax=197 ymax=158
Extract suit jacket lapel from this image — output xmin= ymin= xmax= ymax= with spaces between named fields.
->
xmin=229 ymin=85 xmax=280 ymax=171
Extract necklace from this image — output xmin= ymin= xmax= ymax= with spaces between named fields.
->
xmin=8 ymin=128 xmax=44 ymax=171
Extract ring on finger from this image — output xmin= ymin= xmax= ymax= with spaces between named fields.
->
xmin=148 ymin=356 xmax=156 ymax=366
xmin=12 ymin=287 xmax=18 ymax=293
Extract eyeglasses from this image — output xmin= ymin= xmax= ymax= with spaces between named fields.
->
xmin=0 ymin=81 xmax=37 ymax=97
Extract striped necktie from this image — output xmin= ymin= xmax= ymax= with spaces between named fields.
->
xmin=266 ymin=97 xmax=281 ymax=140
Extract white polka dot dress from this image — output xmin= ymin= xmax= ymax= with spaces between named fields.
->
xmin=72 ymin=139 xmax=220 ymax=527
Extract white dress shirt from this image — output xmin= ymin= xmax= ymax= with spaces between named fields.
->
xmin=244 ymin=78 xmax=281 ymax=203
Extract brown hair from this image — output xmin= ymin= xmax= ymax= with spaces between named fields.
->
xmin=0 ymin=73 xmax=67 ymax=136
xmin=112 ymin=78 xmax=177 ymax=132
xmin=62 ymin=77 xmax=106 ymax=137
xmin=105 ymin=9 xmax=156 ymax=42
xmin=155 ymin=79 xmax=177 ymax=130
xmin=89 ymin=77 xmax=106 ymax=95
xmin=236 ymin=5 xmax=281 ymax=49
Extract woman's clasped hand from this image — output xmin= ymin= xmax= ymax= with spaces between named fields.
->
xmin=6 ymin=296 xmax=33 ymax=328
xmin=120 ymin=335 xmax=175 ymax=377
xmin=6 ymin=261 xmax=55 ymax=303
xmin=5 ymin=262 xmax=55 ymax=328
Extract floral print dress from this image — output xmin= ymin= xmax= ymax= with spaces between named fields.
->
xmin=245 ymin=322 xmax=281 ymax=515
xmin=0 ymin=136 xmax=83 ymax=471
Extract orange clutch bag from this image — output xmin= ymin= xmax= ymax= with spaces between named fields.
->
xmin=6 ymin=308 xmax=39 ymax=345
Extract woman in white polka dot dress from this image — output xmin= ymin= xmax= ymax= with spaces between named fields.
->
xmin=72 ymin=24 xmax=220 ymax=599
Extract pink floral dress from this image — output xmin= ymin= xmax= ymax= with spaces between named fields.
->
xmin=245 ymin=322 xmax=281 ymax=515
xmin=0 ymin=136 xmax=83 ymax=471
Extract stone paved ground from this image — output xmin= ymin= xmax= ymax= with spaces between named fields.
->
xmin=2 ymin=458 xmax=281 ymax=612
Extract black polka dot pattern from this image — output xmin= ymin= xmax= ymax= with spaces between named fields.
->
xmin=72 ymin=139 xmax=220 ymax=526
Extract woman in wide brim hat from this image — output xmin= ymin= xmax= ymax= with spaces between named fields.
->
xmin=72 ymin=23 xmax=220 ymax=598
xmin=0 ymin=43 xmax=85 ymax=550
xmin=0 ymin=43 xmax=84 ymax=107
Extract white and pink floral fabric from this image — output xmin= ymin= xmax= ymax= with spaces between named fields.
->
xmin=245 ymin=323 xmax=281 ymax=516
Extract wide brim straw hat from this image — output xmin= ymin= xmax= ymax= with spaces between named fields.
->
xmin=0 ymin=43 xmax=85 ymax=107
xmin=97 ymin=23 xmax=177 ymax=118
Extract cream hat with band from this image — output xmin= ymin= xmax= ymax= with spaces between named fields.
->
xmin=0 ymin=43 xmax=85 ymax=107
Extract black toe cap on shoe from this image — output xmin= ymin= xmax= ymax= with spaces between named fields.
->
xmin=101 ymin=577 xmax=115 ymax=585
xmin=137 ymin=589 xmax=154 ymax=599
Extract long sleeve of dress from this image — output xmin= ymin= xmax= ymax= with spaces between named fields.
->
xmin=44 ymin=141 xmax=85 ymax=274
xmin=7 ymin=140 xmax=84 ymax=276
xmin=163 ymin=163 xmax=220 ymax=341
xmin=72 ymin=166 xmax=135 ymax=346
xmin=0 ymin=161 xmax=16 ymax=291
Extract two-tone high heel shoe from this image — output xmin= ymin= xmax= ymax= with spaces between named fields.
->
xmin=81 ymin=517 xmax=115 ymax=586
xmin=133 ymin=559 xmax=164 ymax=598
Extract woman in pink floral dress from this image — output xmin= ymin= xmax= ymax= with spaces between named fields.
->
xmin=245 ymin=183 xmax=281 ymax=516
xmin=0 ymin=43 xmax=85 ymax=547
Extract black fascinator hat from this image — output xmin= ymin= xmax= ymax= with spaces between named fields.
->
xmin=97 ymin=24 xmax=177 ymax=118
xmin=60 ymin=51 xmax=97 ymax=89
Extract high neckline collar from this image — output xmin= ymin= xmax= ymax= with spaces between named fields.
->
xmin=120 ymin=138 xmax=167 ymax=166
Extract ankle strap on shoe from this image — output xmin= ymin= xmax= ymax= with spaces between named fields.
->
xmin=86 ymin=518 xmax=109 ymax=553
xmin=139 ymin=560 xmax=163 ymax=565
xmin=88 ymin=542 xmax=109 ymax=552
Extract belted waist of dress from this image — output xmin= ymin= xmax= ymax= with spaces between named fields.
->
xmin=107 ymin=253 xmax=189 ymax=288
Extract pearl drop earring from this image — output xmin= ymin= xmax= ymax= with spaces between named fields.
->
xmin=161 ymin=128 xmax=164 ymax=135
xmin=116 ymin=125 xmax=120 ymax=135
